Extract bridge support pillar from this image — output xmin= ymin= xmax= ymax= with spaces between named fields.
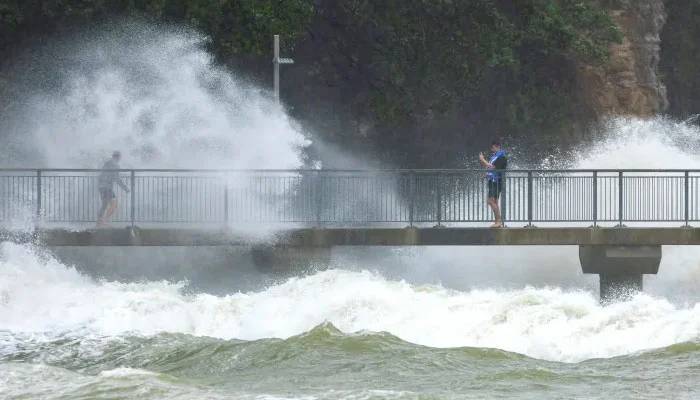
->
xmin=251 ymin=245 xmax=332 ymax=273
xmin=579 ymin=245 xmax=661 ymax=304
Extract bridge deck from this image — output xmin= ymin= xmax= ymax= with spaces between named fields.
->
xmin=6 ymin=227 xmax=700 ymax=246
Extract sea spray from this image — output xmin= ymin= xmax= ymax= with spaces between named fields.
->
xmin=0 ymin=22 xmax=308 ymax=170
xmin=573 ymin=116 xmax=700 ymax=169
xmin=0 ymin=22 xmax=312 ymax=235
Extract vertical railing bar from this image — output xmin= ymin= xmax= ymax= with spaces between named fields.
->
xmin=315 ymin=171 xmax=321 ymax=226
xmin=568 ymin=175 xmax=571 ymax=221
xmin=607 ymin=175 xmax=611 ymax=221
xmin=516 ymin=174 xmax=520 ymax=222
xmin=672 ymin=175 xmax=676 ymax=221
xmin=36 ymin=170 xmax=42 ymax=226
xmin=224 ymin=175 xmax=229 ymax=225
xmin=512 ymin=174 xmax=515 ymax=222
xmin=618 ymin=171 xmax=623 ymax=226
xmin=592 ymin=171 xmax=597 ymax=226
xmin=653 ymin=176 xmax=656 ymax=222
xmin=384 ymin=175 xmax=388 ymax=221
xmin=671 ymin=175 xmax=675 ymax=221
xmin=500 ymin=171 xmax=506 ymax=226
xmin=409 ymin=171 xmax=415 ymax=227
xmin=130 ymin=170 xmax=136 ymax=228
xmin=436 ymin=173 xmax=442 ymax=226
xmin=693 ymin=174 xmax=696 ymax=221
xmin=685 ymin=171 xmax=690 ymax=226
xmin=576 ymin=175 xmax=580 ymax=221
xmin=56 ymin=176 xmax=60 ymax=222
xmin=527 ymin=171 xmax=533 ymax=226
xmin=59 ymin=176 xmax=63 ymax=222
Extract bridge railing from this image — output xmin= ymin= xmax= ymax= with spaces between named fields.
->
xmin=0 ymin=169 xmax=698 ymax=227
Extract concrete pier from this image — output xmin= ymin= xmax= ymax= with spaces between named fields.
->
xmin=579 ymin=245 xmax=662 ymax=303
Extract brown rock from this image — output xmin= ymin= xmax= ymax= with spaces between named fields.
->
xmin=577 ymin=0 xmax=668 ymax=117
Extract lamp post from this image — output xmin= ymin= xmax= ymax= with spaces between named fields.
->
xmin=273 ymin=34 xmax=294 ymax=103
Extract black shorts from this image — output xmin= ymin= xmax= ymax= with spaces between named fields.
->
xmin=100 ymin=188 xmax=115 ymax=202
xmin=488 ymin=180 xmax=503 ymax=199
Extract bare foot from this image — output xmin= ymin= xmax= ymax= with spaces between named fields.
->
xmin=490 ymin=222 xmax=503 ymax=228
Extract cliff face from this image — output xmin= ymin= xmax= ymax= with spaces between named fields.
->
xmin=578 ymin=0 xmax=668 ymax=117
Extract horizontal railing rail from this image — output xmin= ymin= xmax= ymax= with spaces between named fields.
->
xmin=0 ymin=169 xmax=698 ymax=227
xmin=3 ymin=168 xmax=700 ymax=173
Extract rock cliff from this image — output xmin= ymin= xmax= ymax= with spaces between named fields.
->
xmin=578 ymin=0 xmax=668 ymax=117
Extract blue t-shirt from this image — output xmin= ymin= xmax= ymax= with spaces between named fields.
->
xmin=487 ymin=150 xmax=507 ymax=182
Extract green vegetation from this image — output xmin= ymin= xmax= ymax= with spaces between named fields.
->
xmin=319 ymin=1 xmax=621 ymax=164
xmin=0 ymin=0 xmax=314 ymax=56
xmin=341 ymin=1 xmax=620 ymax=116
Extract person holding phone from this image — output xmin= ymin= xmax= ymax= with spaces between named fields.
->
xmin=479 ymin=139 xmax=507 ymax=228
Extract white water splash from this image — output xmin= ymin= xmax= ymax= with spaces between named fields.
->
xmin=1 ymin=243 xmax=698 ymax=362
xmin=573 ymin=117 xmax=700 ymax=169
xmin=1 ymin=23 xmax=308 ymax=170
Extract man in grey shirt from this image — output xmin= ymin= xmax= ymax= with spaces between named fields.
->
xmin=97 ymin=151 xmax=129 ymax=226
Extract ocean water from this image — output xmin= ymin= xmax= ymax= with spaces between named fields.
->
xmin=1 ymin=242 xmax=700 ymax=400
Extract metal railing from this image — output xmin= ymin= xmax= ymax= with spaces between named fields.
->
xmin=0 ymin=169 xmax=698 ymax=227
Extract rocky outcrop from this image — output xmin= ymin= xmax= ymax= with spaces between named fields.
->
xmin=578 ymin=0 xmax=668 ymax=117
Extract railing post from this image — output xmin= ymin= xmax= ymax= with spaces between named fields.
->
xmin=618 ymin=171 xmax=623 ymax=227
xmin=130 ymin=170 xmax=136 ymax=228
xmin=527 ymin=171 xmax=533 ymax=227
xmin=409 ymin=171 xmax=415 ymax=227
xmin=36 ymin=169 xmax=42 ymax=225
xmin=685 ymin=171 xmax=690 ymax=227
xmin=592 ymin=171 xmax=598 ymax=227
xmin=436 ymin=173 xmax=442 ymax=226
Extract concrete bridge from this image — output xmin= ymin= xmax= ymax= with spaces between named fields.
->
xmin=2 ymin=168 xmax=700 ymax=302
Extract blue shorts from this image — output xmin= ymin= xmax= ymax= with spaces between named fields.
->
xmin=488 ymin=180 xmax=502 ymax=199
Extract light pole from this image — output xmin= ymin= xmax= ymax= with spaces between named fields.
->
xmin=273 ymin=34 xmax=294 ymax=103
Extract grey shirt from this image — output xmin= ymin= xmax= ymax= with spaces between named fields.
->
xmin=98 ymin=159 xmax=128 ymax=191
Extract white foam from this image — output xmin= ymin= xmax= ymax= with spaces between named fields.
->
xmin=1 ymin=243 xmax=699 ymax=362
xmin=573 ymin=117 xmax=700 ymax=170
xmin=98 ymin=368 xmax=159 ymax=378
xmin=4 ymin=24 xmax=308 ymax=170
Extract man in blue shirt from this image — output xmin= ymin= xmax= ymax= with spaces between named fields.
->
xmin=479 ymin=139 xmax=508 ymax=228
xmin=97 ymin=151 xmax=129 ymax=227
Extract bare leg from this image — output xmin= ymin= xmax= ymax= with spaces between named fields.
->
xmin=488 ymin=197 xmax=502 ymax=227
xmin=101 ymin=199 xmax=118 ymax=225
xmin=97 ymin=198 xmax=109 ymax=226
xmin=97 ymin=199 xmax=117 ymax=226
